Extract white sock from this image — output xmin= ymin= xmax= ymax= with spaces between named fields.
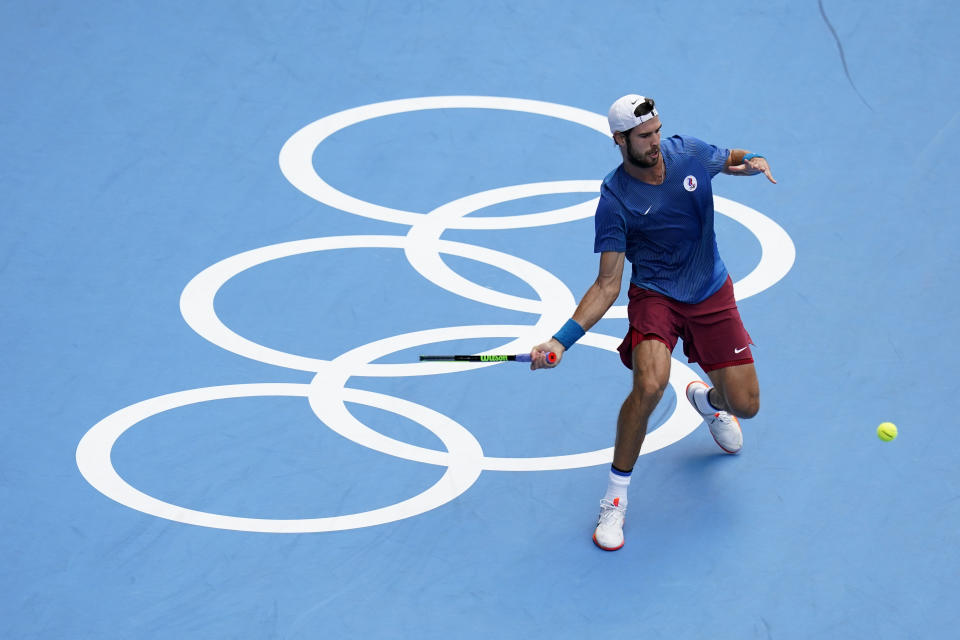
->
xmin=692 ymin=385 xmax=721 ymax=415
xmin=603 ymin=467 xmax=631 ymax=508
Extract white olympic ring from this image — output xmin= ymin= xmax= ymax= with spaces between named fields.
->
xmin=76 ymin=384 xmax=484 ymax=533
xmin=77 ymin=96 xmax=796 ymax=533
xmin=180 ymin=234 xmax=574 ymax=375
xmin=279 ymin=96 xmax=609 ymax=228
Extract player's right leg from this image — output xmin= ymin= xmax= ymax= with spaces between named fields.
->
xmin=613 ymin=338 xmax=672 ymax=469
xmin=594 ymin=337 xmax=671 ymax=551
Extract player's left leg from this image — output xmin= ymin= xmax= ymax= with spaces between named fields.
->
xmin=684 ymin=363 xmax=758 ymax=454
xmin=678 ymin=277 xmax=757 ymax=453
xmin=706 ymin=362 xmax=759 ymax=419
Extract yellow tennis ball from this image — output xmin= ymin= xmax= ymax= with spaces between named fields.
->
xmin=877 ymin=422 xmax=898 ymax=441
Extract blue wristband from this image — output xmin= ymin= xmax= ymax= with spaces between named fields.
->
xmin=553 ymin=319 xmax=585 ymax=350
xmin=743 ymin=153 xmax=764 ymax=161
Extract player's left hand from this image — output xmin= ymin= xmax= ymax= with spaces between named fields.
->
xmin=728 ymin=156 xmax=776 ymax=183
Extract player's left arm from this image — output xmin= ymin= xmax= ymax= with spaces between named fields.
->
xmin=722 ymin=149 xmax=776 ymax=184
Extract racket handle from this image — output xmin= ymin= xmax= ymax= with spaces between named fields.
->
xmin=515 ymin=352 xmax=558 ymax=364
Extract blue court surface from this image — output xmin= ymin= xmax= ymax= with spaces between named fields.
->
xmin=3 ymin=2 xmax=959 ymax=638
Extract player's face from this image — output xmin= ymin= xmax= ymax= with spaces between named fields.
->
xmin=621 ymin=117 xmax=662 ymax=168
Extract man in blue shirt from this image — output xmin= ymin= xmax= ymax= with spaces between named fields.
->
xmin=530 ymin=94 xmax=776 ymax=551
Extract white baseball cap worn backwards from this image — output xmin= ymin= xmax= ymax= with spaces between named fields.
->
xmin=607 ymin=94 xmax=658 ymax=134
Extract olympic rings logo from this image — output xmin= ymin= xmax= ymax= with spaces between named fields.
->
xmin=76 ymin=97 xmax=796 ymax=533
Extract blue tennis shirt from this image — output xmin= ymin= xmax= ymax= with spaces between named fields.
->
xmin=594 ymin=135 xmax=730 ymax=304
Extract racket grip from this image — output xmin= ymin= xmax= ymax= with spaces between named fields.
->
xmin=516 ymin=352 xmax=558 ymax=364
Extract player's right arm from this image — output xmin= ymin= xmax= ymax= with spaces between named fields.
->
xmin=530 ymin=251 xmax=625 ymax=369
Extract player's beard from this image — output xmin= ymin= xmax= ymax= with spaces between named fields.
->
xmin=625 ymin=137 xmax=659 ymax=169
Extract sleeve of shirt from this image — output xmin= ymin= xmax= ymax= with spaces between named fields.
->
xmin=594 ymin=190 xmax=627 ymax=254
xmin=681 ymin=135 xmax=730 ymax=178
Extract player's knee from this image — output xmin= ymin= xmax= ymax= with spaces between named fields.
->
xmin=633 ymin=376 xmax=667 ymax=402
xmin=731 ymin=391 xmax=759 ymax=419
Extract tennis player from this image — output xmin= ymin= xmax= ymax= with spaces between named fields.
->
xmin=529 ymin=94 xmax=776 ymax=551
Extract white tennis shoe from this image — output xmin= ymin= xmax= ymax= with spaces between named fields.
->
xmin=685 ymin=380 xmax=743 ymax=454
xmin=593 ymin=498 xmax=626 ymax=551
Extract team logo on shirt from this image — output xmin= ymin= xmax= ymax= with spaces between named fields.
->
xmin=684 ymin=175 xmax=698 ymax=192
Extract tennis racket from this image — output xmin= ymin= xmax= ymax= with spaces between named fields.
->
xmin=419 ymin=352 xmax=558 ymax=364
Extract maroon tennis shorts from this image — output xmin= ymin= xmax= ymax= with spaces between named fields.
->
xmin=617 ymin=276 xmax=754 ymax=373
